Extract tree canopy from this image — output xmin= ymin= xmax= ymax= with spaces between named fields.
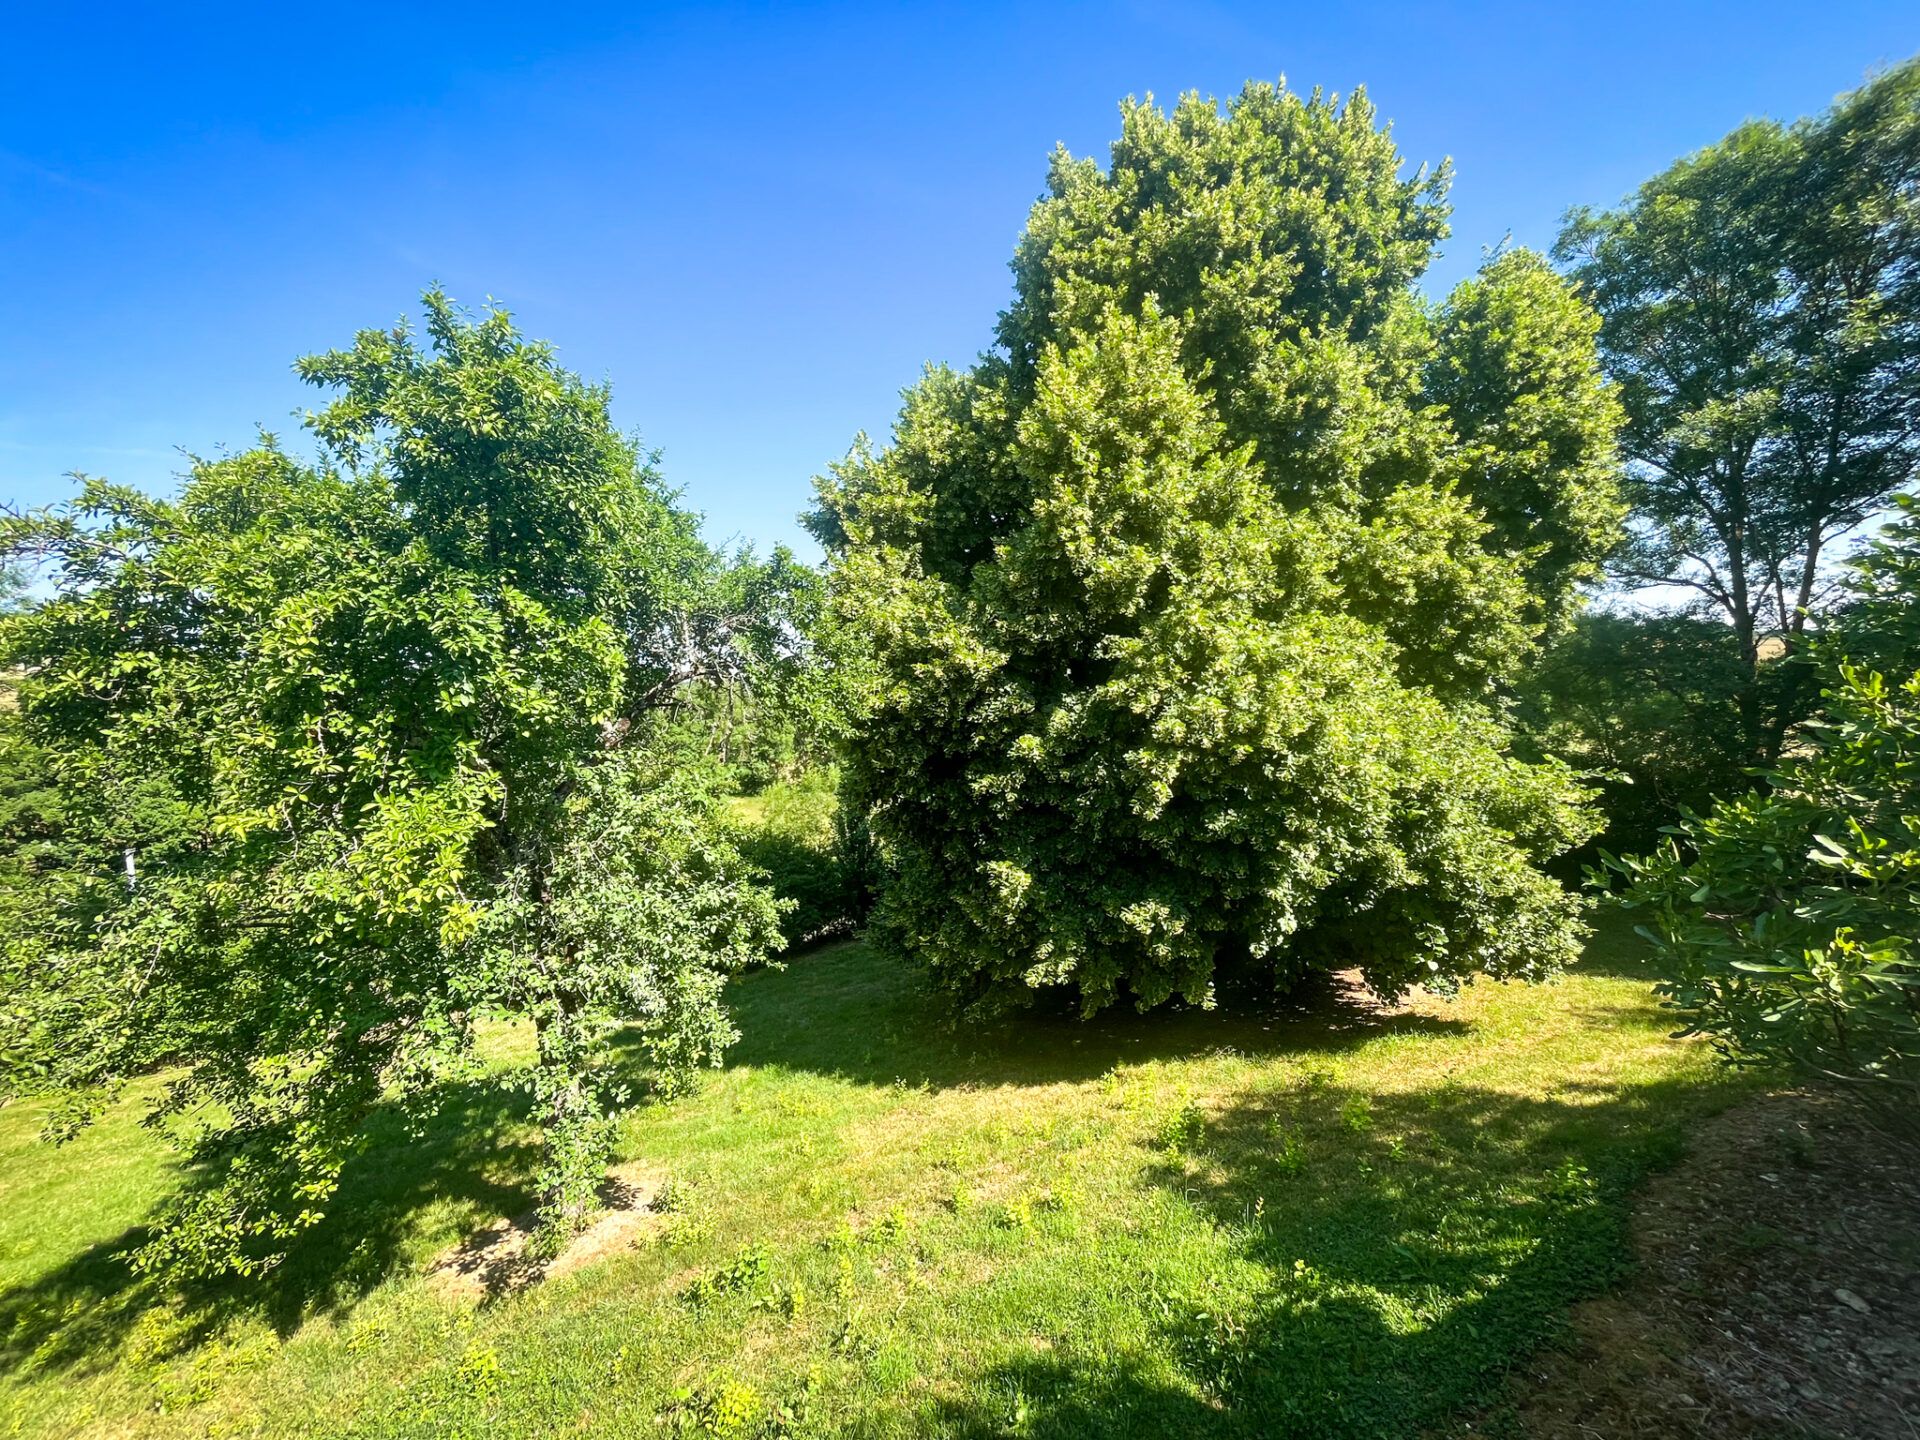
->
xmin=1 ymin=295 xmax=800 ymax=1275
xmin=1556 ymin=59 xmax=1920 ymax=764
xmin=1513 ymin=609 xmax=1771 ymax=858
xmin=814 ymin=83 xmax=1624 ymax=1017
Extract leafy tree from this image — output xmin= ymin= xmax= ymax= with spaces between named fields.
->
xmin=0 ymin=568 xmax=63 ymax=903
xmin=670 ymin=662 xmax=833 ymax=796
xmin=0 ymin=564 xmax=207 ymax=1086
xmin=0 ymin=707 xmax=62 ymax=899
xmin=1556 ymin=60 xmax=1920 ymax=764
xmin=1427 ymin=249 xmax=1633 ymax=630
xmin=1513 ymin=610 xmax=1778 ymax=859
xmin=0 ymin=295 xmax=793 ymax=1276
xmin=1611 ymin=498 xmax=1920 ymax=1122
xmin=0 ymin=571 xmax=78 ymax=1083
xmin=814 ymin=85 xmax=1622 ymax=1017
xmin=1834 ymin=489 xmax=1920 ymax=678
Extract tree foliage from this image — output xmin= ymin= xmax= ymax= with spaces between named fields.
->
xmin=1 ymin=295 xmax=796 ymax=1276
xmin=814 ymin=84 xmax=1623 ymax=1017
xmin=1513 ymin=609 xmax=1790 ymax=859
xmin=0 ymin=570 xmax=67 ymax=910
xmin=1611 ymin=499 xmax=1920 ymax=1121
xmin=1557 ymin=60 xmax=1920 ymax=763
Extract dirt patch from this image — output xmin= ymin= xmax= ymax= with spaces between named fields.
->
xmin=427 ymin=1162 xmax=664 ymax=1301
xmin=1468 ymin=1091 xmax=1920 ymax=1439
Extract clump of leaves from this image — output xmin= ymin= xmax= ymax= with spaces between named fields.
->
xmin=1036 ymin=1178 xmax=1081 ymax=1215
xmin=875 ymin=1203 xmax=910 ymax=1242
xmin=829 ymin=1313 xmax=875 ymax=1358
xmin=663 ymin=1377 xmax=760 ymax=1438
xmin=1159 ymin=1099 xmax=1206 ymax=1156
xmin=1177 ymin=1303 xmax=1253 ymax=1397
xmin=776 ymin=1281 xmax=808 ymax=1322
xmin=1550 ymin=1158 xmax=1597 ymax=1203
xmin=455 ymin=1344 xmax=504 ymax=1407
xmin=682 ymin=1246 xmax=771 ymax=1309
xmin=659 ymin=1210 xmax=717 ymax=1250
xmin=1264 ymin=1124 xmax=1308 ymax=1177
xmin=653 ymin=1175 xmax=696 ymax=1215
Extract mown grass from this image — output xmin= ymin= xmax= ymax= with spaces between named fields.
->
xmin=0 ymin=912 xmax=1754 ymax=1438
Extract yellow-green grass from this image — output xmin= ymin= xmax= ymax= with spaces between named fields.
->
xmin=725 ymin=794 xmax=769 ymax=827
xmin=0 ymin=913 xmax=1753 ymax=1438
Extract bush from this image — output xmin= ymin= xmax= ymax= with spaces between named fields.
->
xmin=1611 ymin=666 xmax=1920 ymax=1122
xmin=1610 ymin=503 xmax=1920 ymax=1124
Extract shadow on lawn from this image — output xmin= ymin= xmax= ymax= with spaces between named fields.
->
xmin=930 ymin=1069 xmax=1728 ymax=1440
xmin=0 ymin=944 xmax=1464 ymax=1384
xmin=1 ymin=922 xmax=1681 ymax=1413
xmin=1563 ymin=901 xmax=1679 ymax=983
xmin=725 ymin=942 xmax=1468 ymax=1092
xmin=0 ymin=1075 xmax=540 ymax=1379
xmin=732 ymin=944 xmax=1728 ymax=1438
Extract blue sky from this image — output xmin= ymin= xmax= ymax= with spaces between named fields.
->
xmin=4 ymin=2 xmax=1914 ymax=559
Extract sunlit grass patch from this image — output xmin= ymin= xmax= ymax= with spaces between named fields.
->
xmin=0 ymin=910 xmax=1753 ymax=1438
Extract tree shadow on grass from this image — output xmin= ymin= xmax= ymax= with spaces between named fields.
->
xmin=0 ymin=943 xmax=1485 ymax=1396
xmin=1566 ymin=901 xmax=1678 ymax=982
xmin=723 ymin=942 xmax=1469 ymax=1093
xmin=0 ymin=1073 xmax=540 ymax=1381
xmin=931 ymin=1070 xmax=1733 ymax=1439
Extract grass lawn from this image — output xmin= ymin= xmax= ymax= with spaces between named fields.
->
xmin=0 ymin=912 xmax=1756 ymax=1438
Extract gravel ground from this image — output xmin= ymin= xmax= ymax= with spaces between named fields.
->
xmin=1457 ymin=1090 xmax=1920 ymax=1439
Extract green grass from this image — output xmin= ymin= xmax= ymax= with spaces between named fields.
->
xmin=0 ymin=913 xmax=1753 ymax=1438
xmin=725 ymin=793 xmax=769 ymax=827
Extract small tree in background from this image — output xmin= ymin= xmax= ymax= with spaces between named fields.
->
xmin=1512 ymin=610 xmax=1775 ymax=859
xmin=0 ymin=568 xmax=65 ymax=915
xmin=814 ymin=84 xmax=1623 ymax=1017
xmin=1611 ymin=498 xmax=1920 ymax=1124
xmin=1 ymin=295 xmax=798 ymax=1276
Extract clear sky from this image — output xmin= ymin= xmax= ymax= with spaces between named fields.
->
xmin=4 ymin=2 xmax=1914 ymax=559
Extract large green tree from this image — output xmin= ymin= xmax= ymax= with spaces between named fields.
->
xmin=815 ymin=84 xmax=1623 ymax=1017
xmin=1556 ymin=59 xmax=1920 ymax=765
xmin=1 ymin=295 xmax=796 ymax=1276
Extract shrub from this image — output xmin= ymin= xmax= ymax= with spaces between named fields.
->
xmin=1612 ymin=663 xmax=1920 ymax=1123
xmin=1610 ymin=504 xmax=1920 ymax=1124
